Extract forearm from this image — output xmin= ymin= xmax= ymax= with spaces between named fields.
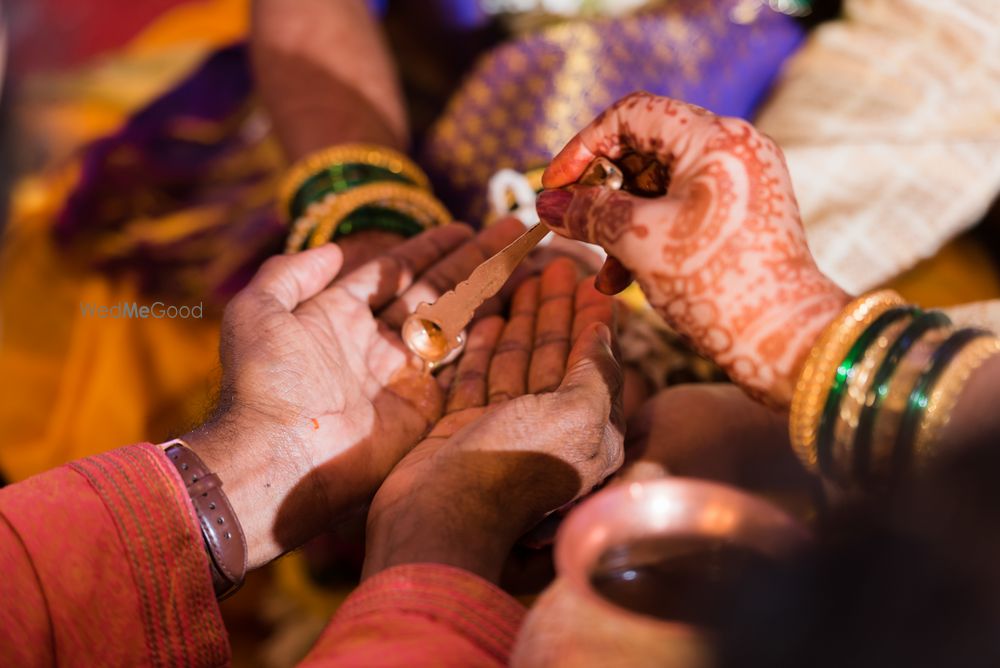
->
xmin=251 ymin=0 xmax=407 ymax=159
xmin=0 ymin=445 xmax=227 ymax=666
xmin=364 ymin=434 xmax=597 ymax=582
xmin=364 ymin=477 xmax=529 ymax=584
xmin=300 ymin=564 xmax=526 ymax=667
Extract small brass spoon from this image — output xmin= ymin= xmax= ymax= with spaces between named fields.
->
xmin=403 ymin=157 xmax=624 ymax=366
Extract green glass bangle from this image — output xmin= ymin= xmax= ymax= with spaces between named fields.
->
xmin=851 ymin=310 xmax=951 ymax=484
xmin=816 ymin=307 xmax=915 ymax=479
xmin=893 ymin=328 xmax=990 ymax=474
xmin=289 ymin=163 xmax=414 ymax=221
xmin=333 ymin=206 xmax=425 ymax=240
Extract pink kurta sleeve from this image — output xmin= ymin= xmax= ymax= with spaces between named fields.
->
xmin=0 ymin=443 xmax=229 ymax=666
xmin=299 ymin=563 xmax=527 ymax=667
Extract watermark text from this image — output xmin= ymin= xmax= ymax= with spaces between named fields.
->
xmin=79 ymin=301 xmax=204 ymax=319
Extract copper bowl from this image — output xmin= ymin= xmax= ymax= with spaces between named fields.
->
xmin=557 ymin=477 xmax=809 ymax=628
xmin=512 ymin=478 xmax=808 ymax=668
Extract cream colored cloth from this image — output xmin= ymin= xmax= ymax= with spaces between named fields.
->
xmin=757 ymin=0 xmax=1000 ymax=294
xmin=944 ymin=300 xmax=1000 ymax=333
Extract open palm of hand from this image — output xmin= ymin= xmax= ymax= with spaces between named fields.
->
xmin=192 ymin=219 xmax=527 ymax=565
xmin=365 ymin=260 xmax=625 ymax=581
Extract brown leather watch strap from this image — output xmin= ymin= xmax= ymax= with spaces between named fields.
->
xmin=160 ymin=439 xmax=247 ymax=600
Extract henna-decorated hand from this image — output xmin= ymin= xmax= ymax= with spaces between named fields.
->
xmin=536 ymin=92 xmax=850 ymax=406
xmin=364 ymin=260 xmax=624 ymax=583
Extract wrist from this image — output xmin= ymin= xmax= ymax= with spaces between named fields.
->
xmin=183 ymin=411 xmax=329 ymax=569
xmin=365 ymin=499 xmax=517 ymax=584
xmin=364 ymin=467 xmax=538 ymax=583
xmin=773 ymin=283 xmax=853 ymax=407
xmin=701 ymin=275 xmax=852 ymax=409
xmin=334 ymin=229 xmax=409 ymax=273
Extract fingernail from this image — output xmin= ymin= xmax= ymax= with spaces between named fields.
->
xmin=535 ymin=189 xmax=573 ymax=229
xmin=596 ymin=323 xmax=612 ymax=346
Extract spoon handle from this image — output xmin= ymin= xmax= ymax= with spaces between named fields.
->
xmin=414 ymin=222 xmax=550 ymax=342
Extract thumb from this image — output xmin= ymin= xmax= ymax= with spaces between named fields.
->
xmin=558 ymin=323 xmax=623 ymax=422
xmin=244 ymin=244 xmax=345 ymax=311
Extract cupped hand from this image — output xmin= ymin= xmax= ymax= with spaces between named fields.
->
xmin=536 ymin=92 xmax=850 ymax=405
xmin=186 ymin=218 xmax=527 ymax=568
xmin=364 ymin=259 xmax=624 ymax=582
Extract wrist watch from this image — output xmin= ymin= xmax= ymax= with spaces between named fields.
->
xmin=159 ymin=439 xmax=248 ymax=599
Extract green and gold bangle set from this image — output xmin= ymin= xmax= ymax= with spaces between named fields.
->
xmin=277 ymin=144 xmax=452 ymax=253
xmin=790 ymin=291 xmax=1000 ymax=488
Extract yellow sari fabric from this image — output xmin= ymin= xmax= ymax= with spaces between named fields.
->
xmin=0 ymin=0 xmax=247 ymax=480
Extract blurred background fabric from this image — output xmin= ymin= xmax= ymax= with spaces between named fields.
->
xmin=1 ymin=1 xmax=999 ymax=666
xmin=757 ymin=0 xmax=1000 ymax=294
xmin=0 ymin=0 xmax=249 ymax=483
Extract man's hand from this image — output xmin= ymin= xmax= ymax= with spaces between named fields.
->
xmin=364 ymin=260 xmax=625 ymax=583
xmin=536 ymin=92 xmax=851 ymax=406
xmin=184 ymin=219 xmax=526 ymax=568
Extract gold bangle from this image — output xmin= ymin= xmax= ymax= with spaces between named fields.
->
xmin=789 ymin=290 xmax=907 ymax=471
xmin=914 ymin=334 xmax=1000 ymax=463
xmin=277 ymin=144 xmax=431 ymax=222
xmin=829 ymin=316 xmax=913 ymax=482
xmin=284 ymin=193 xmax=339 ymax=254
xmin=871 ymin=327 xmax=954 ymax=474
xmin=307 ymin=182 xmax=451 ymax=248
xmin=868 ymin=325 xmax=951 ymax=475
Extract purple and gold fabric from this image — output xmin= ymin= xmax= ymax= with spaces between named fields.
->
xmin=423 ymin=0 xmax=804 ymax=221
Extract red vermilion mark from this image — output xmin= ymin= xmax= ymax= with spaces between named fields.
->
xmin=310 ymin=418 xmax=320 ymax=430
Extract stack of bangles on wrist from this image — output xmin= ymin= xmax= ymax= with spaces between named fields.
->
xmin=277 ymin=144 xmax=452 ymax=253
xmin=790 ymin=290 xmax=1000 ymax=489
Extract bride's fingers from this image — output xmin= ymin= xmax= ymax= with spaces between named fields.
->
xmin=379 ymin=217 xmax=526 ymax=329
xmin=594 ymin=256 xmax=633 ymax=295
xmin=537 ymin=184 xmax=681 ymax=281
xmin=488 ymin=277 xmax=539 ymax=404
xmin=331 ymin=224 xmax=473 ymax=309
xmin=527 ymin=259 xmax=578 ymax=394
xmin=446 ymin=316 xmax=504 ymax=413
xmin=541 ymin=91 xmax=714 ymax=189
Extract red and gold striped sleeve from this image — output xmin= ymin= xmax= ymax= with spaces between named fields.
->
xmin=300 ymin=563 xmax=527 ymax=668
xmin=0 ymin=443 xmax=228 ymax=667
